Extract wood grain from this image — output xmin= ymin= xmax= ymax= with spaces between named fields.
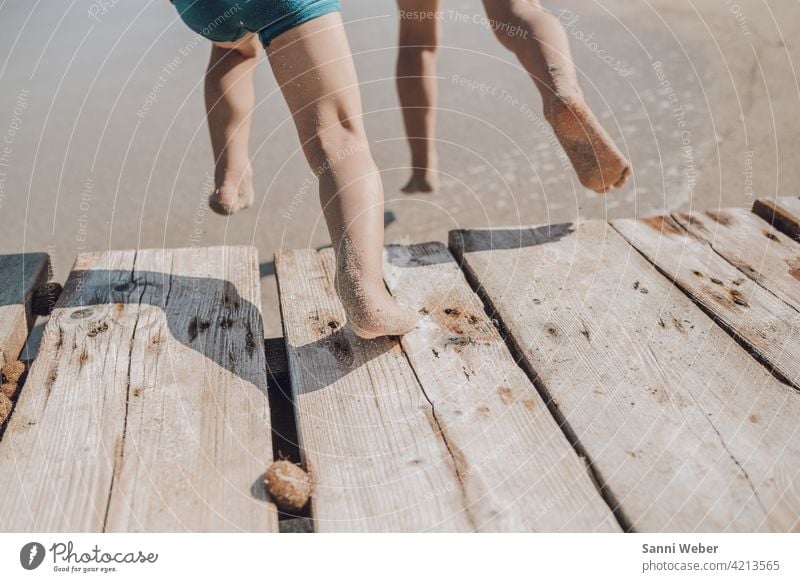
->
xmin=452 ymin=221 xmax=800 ymax=532
xmin=672 ymin=207 xmax=800 ymax=313
xmin=614 ymin=213 xmax=800 ymax=388
xmin=0 ymin=253 xmax=49 ymax=368
xmin=275 ymin=248 xmax=471 ymax=532
xmin=0 ymin=247 xmax=277 ymax=532
xmin=383 ymin=242 xmax=621 ymax=532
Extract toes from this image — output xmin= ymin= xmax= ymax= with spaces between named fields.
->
xmin=209 ymin=193 xmax=235 ymax=216
xmin=614 ymin=165 xmax=632 ymax=188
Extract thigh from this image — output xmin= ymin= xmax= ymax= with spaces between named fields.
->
xmin=211 ymin=33 xmax=262 ymax=59
xmin=266 ymin=12 xmax=363 ymax=134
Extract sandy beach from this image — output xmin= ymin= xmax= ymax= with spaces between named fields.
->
xmin=0 ymin=0 xmax=798 ymax=337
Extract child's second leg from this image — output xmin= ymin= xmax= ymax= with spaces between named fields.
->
xmin=267 ymin=13 xmax=418 ymax=339
xmin=482 ymin=0 xmax=631 ymax=193
xmin=205 ymin=35 xmax=260 ymax=215
xmin=396 ymin=0 xmax=442 ymax=193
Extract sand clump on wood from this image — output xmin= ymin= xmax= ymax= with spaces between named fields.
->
xmin=1 ymin=360 xmax=25 ymax=384
xmin=265 ymin=460 xmax=312 ymax=511
xmin=1 ymin=361 xmax=25 ymax=400
xmin=1 ymin=382 xmax=18 ymax=400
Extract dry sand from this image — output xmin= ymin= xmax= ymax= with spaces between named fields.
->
xmin=0 ymin=0 xmax=798 ymax=339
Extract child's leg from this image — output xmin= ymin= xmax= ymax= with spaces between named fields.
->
xmin=204 ymin=34 xmax=260 ymax=215
xmin=267 ymin=13 xmax=418 ymax=339
xmin=482 ymin=0 xmax=631 ymax=193
xmin=396 ymin=0 xmax=441 ymax=193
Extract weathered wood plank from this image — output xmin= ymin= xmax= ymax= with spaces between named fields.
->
xmin=275 ymin=248 xmax=471 ymax=532
xmin=383 ymin=242 xmax=620 ymax=532
xmin=614 ymin=214 xmax=800 ymax=388
xmin=673 ymin=208 xmax=800 ymax=313
xmin=451 ymin=222 xmax=800 ymax=532
xmin=753 ymin=197 xmax=800 ymax=241
xmin=0 ymin=253 xmax=49 ymax=368
xmin=0 ymin=247 xmax=277 ymax=532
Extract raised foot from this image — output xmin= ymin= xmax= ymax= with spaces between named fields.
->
xmin=545 ymin=95 xmax=631 ymax=193
xmin=209 ymin=164 xmax=255 ymax=216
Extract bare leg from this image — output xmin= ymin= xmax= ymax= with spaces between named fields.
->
xmin=267 ymin=13 xmax=418 ymax=339
xmin=396 ymin=0 xmax=441 ymax=193
xmin=482 ymin=0 xmax=631 ymax=192
xmin=204 ymin=34 xmax=260 ymax=215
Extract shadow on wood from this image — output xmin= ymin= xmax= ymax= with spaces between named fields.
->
xmin=0 ymin=253 xmax=50 ymax=308
xmin=448 ymin=223 xmax=575 ymax=255
xmin=288 ymin=327 xmax=396 ymax=395
xmin=57 ymin=268 xmax=267 ymax=393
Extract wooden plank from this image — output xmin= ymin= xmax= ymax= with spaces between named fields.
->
xmin=673 ymin=207 xmax=800 ymax=312
xmin=383 ymin=242 xmax=621 ymax=532
xmin=451 ymin=222 xmax=800 ymax=532
xmin=753 ymin=197 xmax=800 ymax=241
xmin=0 ymin=246 xmax=278 ymax=532
xmin=0 ymin=253 xmax=49 ymax=368
xmin=274 ymin=248 xmax=471 ymax=532
xmin=613 ymin=214 xmax=800 ymax=388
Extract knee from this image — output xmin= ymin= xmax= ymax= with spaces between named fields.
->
xmin=211 ymin=34 xmax=261 ymax=64
xmin=302 ymin=118 xmax=370 ymax=174
xmin=482 ymin=0 xmax=547 ymax=51
xmin=398 ymin=14 xmax=440 ymax=51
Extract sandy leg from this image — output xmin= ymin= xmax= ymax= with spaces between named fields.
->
xmin=397 ymin=0 xmax=441 ymax=194
xmin=268 ymin=13 xmax=419 ymax=339
xmin=204 ymin=35 xmax=260 ymax=215
xmin=482 ymin=0 xmax=631 ymax=192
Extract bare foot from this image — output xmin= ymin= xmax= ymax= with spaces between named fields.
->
xmin=402 ymin=151 xmax=438 ymax=194
xmin=544 ymin=94 xmax=631 ymax=193
xmin=401 ymin=169 xmax=438 ymax=194
xmin=334 ymin=237 xmax=418 ymax=339
xmin=340 ymin=287 xmax=419 ymax=339
xmin=209 ymin=164 xmax=255 ymax=215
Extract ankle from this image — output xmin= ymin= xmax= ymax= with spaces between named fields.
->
xmin=215 ymin=161 xmax=252 ymax=186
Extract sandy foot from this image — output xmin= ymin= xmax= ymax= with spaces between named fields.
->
xmin=209 ymin=164 xmax=255 ymax=215
xmin=334 ymin=236 xmax=419 ymax=339
xmin=544 ymin=94 xmax=631 ymax=193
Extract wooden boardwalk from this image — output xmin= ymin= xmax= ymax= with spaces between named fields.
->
xmin=1 ymin=198 xmax=799 ymax=532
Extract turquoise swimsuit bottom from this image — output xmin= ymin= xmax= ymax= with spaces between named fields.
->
xmin=173 ymin=0 xmax=341 ymax=47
